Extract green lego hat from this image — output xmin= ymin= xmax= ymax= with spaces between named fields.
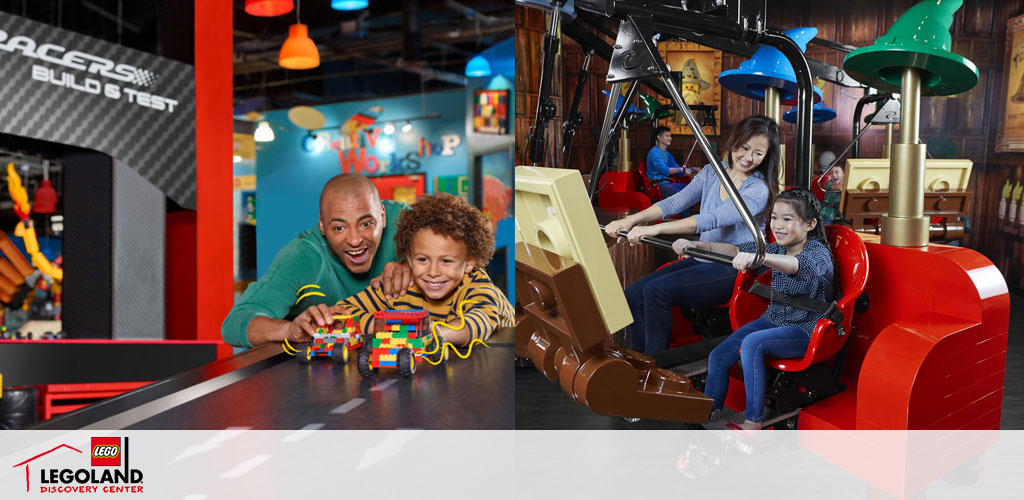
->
xmin=843 ymin=0 xmax=978 ymax=96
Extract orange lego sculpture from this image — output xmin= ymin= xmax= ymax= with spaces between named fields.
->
xmin=516 ymin=241 xmax=713 ymax=422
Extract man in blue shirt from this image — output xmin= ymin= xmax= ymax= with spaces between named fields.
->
xmin=646 ymin=126 xmax=694 ymax=197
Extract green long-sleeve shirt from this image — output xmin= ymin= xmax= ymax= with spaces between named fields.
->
xmin=221 ymin=200 xmax=407 ymax=348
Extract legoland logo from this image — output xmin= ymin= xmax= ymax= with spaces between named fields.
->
xmin=90 ymin=438 xmax=121 ymax=467
xmin=11 ymin=437 xmax=144 ymax=494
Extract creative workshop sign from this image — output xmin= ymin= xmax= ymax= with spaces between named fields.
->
xmin=0 ymin=13 xmax=196 ymax=208
xmin=256 ymin=90 xmax=470 ymax=274
xmin=301 ymin=106 xmax=463 ymax=176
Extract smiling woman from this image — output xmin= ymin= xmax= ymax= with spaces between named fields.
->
xmin=602 ymin=115 xmax=781 ymax=354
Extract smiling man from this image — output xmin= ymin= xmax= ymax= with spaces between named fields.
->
xmin=221 ymin=174 xmax=409 ymax=348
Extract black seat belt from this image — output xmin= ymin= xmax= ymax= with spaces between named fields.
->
xmin=748 ymin=282 xmax=845 ymax=336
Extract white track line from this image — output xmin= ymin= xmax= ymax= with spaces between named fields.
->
xmin=283 ymin=423 xmax=325 ymax=442
xmin=371 ymin=380 xmax=398 ymax=391
xmin=220 ymin=455 xmax=272 ymax=479
xmin=331 ymin=398 xmax=366 ymax=414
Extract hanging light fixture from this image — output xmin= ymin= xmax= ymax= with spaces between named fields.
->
xmin=33 ymin=160 xmax=58 ymax=215
xmin=401 ymin=121 xmax=413 ymax=133
xmin=279 ymin=1 xmax=320 ymax=70
xmin=331 ymin=0 xmax=368 ymax=10
xmin=254 ymin=121 xmax=276 ymax=142
xmin=383 ymin=122 xmax=395 ymax=135
xmin=465 ymin=54 xmax=491 ymax=77
xmin=245 ymin=0 xmax=294 ymax=17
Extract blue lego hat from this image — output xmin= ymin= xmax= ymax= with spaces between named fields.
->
xmin=601 ymin=89 xmax=642 ymax=115
xmin=719 ymin=27 xmax=823 ymax=105
xmin=783 ymin=102 xmax=837 ymax=123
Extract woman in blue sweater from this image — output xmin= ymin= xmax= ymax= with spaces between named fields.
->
xmin=604 ymin=116 xmax=780 ymax=354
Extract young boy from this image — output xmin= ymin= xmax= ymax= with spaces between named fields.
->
xmin=333 ymin=193 xmax=514 ymax=345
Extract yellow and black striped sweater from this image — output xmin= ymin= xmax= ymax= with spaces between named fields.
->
xmin=338 ymin=268 xmax=514 ymax=342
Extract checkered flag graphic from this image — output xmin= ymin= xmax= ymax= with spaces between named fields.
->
xmin=131 ymin=68 xmax=159 ymax=87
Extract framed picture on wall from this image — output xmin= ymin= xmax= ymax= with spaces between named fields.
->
xmin=657 ymin=41 xmax=722 ymax=136
xmin=997 ymin=14 xmax=1024 ymax=152
xmin=473 ymin=89 xmax=509 ymax=134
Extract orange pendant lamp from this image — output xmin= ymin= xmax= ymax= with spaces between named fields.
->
xmin=245 ymin=0 xmax=293 ymax=17
xmin=279 ymin=23 xmax=319 ymax=70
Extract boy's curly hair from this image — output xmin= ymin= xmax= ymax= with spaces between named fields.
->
xmin=394 ymin=193 xmax=495 ymax=267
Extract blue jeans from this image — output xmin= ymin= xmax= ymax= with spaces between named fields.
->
xmin=705 ymin=318 xmax=809 ymax=421
xmin=624 ymin=258 xmax=737 ymax=354
xmin=657 ymin=182 xmax=688 ymax=198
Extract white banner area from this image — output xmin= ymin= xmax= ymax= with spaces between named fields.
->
xmin=0 ymin=430 xmax=513 ymax=499
xmin=1 ymin=430 xmax=1021 ymax=498
xmin=516 ymin=430 xmax=1022 ymax=499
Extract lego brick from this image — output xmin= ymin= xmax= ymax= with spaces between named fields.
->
xmin=977 ymin=332 xmax=1008 ymax=359
xmin=515 ymin=166 xmax=632 ymax=334
xmin=942 ymin=370 xmax=1003 ymax=417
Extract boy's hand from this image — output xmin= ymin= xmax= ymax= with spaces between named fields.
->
xmin=373 ymin=260 xmax=413 ymax=300
xmin=286 ymin=304 xmax=333 ymax=343
xmin=732 ymin=252 xmax=756 ymax=271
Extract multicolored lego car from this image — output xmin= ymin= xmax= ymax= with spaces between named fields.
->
xmin=357 ymin=309 xmax=447 ymax=377
xmin=295 ymin=314 xmax=362 ymax=364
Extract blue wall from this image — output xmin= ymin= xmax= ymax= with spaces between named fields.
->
xmin=255 ymin=89 xmax=468 ymax=275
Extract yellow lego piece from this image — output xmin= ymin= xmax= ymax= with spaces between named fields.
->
xmin=379 ymin=354 xmax=397 ymax=362
xmin=841 ymin=159 xmax=973 ymax=211
xmin=515 ymin=166 xmax=632 ymax=334
xmin=391 ymin=325 xmax=400 ymax=331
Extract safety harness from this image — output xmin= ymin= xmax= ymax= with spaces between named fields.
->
xmin=747 ymin=282 xmax=846 ymax=336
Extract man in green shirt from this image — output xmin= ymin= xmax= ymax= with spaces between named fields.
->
xmin=222 ymin=174 xmax=410 ymax=348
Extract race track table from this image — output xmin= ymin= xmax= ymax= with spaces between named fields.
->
xmin=30 ymin=328 xmax=513 ymax=430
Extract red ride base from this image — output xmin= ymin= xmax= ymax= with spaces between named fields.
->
xmin=801 ymin=235 xmax=1009 ymax=430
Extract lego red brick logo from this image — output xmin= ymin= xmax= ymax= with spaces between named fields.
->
xmin=91 ymin=437 xmax=121 ymax=466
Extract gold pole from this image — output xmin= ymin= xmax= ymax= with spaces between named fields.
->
xmin=884 ymin=123 xmax=894 ymax=159
xmin=881 ymin=67 xmax=928 ymax=247
xmin=764 ymin=86 xmax=784 ymax=190
xmin=617 ymin=129 xmax=631 ymax=172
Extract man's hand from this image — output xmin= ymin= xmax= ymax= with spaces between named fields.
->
xmin=372 ymin=260 xmax=413 ymax=300
xmin=732 ymin=252 xmax=756 ymax=271
xmin=286 ymin=304 xmax=335 ymax=343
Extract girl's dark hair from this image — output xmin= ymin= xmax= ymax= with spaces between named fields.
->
xmin=726 ymin=115 xmax=781 ymax=217
xmin=775 ymin=187 xmax=839 ymax=299
xmin=775 ymin=187 xmax=826 ymax=244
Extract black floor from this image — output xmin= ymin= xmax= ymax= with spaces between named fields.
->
xmin=516 ymin=293 xmax=1024 ymax=429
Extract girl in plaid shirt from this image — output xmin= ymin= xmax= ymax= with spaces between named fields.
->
xmin=673 ymin=188 xmax=836 ymax=431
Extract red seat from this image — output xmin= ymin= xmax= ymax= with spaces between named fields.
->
xmin=810 ymin=174 xmax=828 ymax=202
xmin=636 ymin=160 xmax=664 ymax=202
xmin=597 ymin=169 xmax=652 ymax=211
xmin=652 ymin=255 xmax=731 ymax=349
xmin=728 ymin=225 xmax=869 ymax=372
